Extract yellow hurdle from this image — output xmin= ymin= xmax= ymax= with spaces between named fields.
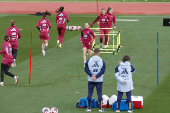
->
xmin=90 ymin=28 xmax=121 ymax=55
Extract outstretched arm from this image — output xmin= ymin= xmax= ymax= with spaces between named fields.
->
xmin=91 ymin=16 xmax=99 ymax=27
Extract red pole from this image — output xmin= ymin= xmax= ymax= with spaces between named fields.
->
xmin=96 ymin=0 xmax=99 ymax=15
xmin=29 ymin=31 xmax=32 ymax=84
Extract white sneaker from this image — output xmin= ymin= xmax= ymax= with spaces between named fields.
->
xmin=0 ymin=83 xmax=4 ymax=86
xmin=42 ymin=51 xmax=45 ymax=56
xmin=85 ymin=108 xmax=91 ymax=112
xmin=99 ymin=108 xmax=105 ymax=112
xmin=15 ymin=76 xmax=19 ymax=84
xmin=127 ymin=110 xmax=134 ymax=112
xmin=115 ymin=110 xmax=120 ymax=112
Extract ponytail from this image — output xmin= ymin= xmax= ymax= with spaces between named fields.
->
xmin=10 ymin=20 xmax=15 ymax=26
xmin=107 ymin=7 xmax=112 ymax=14
xmin=43 ymin=11 xmax=52 ymax=17
xmin=55 ymin=6 xmax=64 ymax=13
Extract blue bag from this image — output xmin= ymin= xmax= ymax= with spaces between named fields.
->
xmin=112 ymin=98 xmax=133 ymax=111
xmin=76 ymin=97 xmax=98 ymax=108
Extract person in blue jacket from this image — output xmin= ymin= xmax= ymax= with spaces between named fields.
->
xmin=84 ymin=48 xmax=106 ymax=112
xmin=115 ymin=55 xmax=135 ymax=113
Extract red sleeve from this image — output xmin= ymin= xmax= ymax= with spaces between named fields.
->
xmin=66 ymin=13 xmax=69 ymax=23
xmin=113 ymin=15 xmax=116 ymax=26
xmin=18 ymin=29 xmax=21 ymax=38
xmin=80 ymin=30 xmax=83 ymax=42
xmin=90 ymin=30 xmax=95 ymax=43
xmin=91 ymin=16 xmax=100 ymax=27
xmin=48 ymin=20 xmax=52 ymax=29
xmin=36 ymin=21 xmax=40 ymax=30
xmin=56 ymin=14 xmax=58 ymax=23
xmin=0 ymin=43 xmax=6 ymax=54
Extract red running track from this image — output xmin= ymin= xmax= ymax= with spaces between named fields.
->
xmin=0 ymin=2 xmax=170 ymax=15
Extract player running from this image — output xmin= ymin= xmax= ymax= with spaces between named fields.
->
xmin=6 ymin=20 xmax=21 ymax=68
xmin=0 ymin=36 xmax=19 ymax=86
xmin=91 ymin=8 xmax=111 ymax=49
xmin=80 ymin=22 xmax=95 ymax=67
xmin=56 ymin=6 xmax=69 ymax=49
xmin=36 ymin=11 xmax=52 ymax=56
xmin=107 ymin=7 xmax=116 ymax=46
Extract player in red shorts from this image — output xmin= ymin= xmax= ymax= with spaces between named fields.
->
xmin=107 ymin=7 xmax=116 ymax=47
xmin=36 ymin=11 xmax=52 ymax=56
xmin=91 ymin=8 xmax=110 ymax=49
xmin=6 ymin=20 xmax=21 ymax=68
xmin=80 ymin=22 xmax=95 ymax=67
xmin=0 ymin=36 xmax=19 ymax=86
xmin=56 ymin=6 xmax=69 ymax=49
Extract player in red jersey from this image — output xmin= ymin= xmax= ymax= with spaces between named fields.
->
xmin=0 ymin=36 xmax=19 ymax=86
xmin=107 ymin=7 xmax=116 ymax=46
xmin=80 ymin=22 xmax=95 ymax=67
xmin=36 ymin=11 xmax=52 ymax=56
xmin=91 ymin=8 xmax=111 ymax=49
xmin=6 ymin=20 xmax=21 ymax=68
xmin=56 ymin=6 xmax=69 ymax=49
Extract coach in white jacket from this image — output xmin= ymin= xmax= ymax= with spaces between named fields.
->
xmin=85 ymin=49 xmax=106 ymax=112
xmin=115 ymin=55 xmax=135 ymax=113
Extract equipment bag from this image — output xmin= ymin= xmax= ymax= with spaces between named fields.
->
xmin=76 ymin=97 xmax=98 ymax=108
xmin=112 ymin=98 xmax=133 ymax=111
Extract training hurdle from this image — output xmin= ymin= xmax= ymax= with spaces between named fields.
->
xmin=90 ymin=28 xmax=121 ymax=55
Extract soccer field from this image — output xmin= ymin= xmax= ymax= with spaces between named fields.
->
xmin=0 ymin=14 xmax=170 ymax=113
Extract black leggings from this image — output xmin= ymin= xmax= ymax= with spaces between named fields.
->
xmin=12 ymin=49 xmax=18 ymax=60
xmin=1 ymin=63 xmax=15 ymax=82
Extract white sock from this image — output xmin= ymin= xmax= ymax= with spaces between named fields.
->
xmin=84 ymin=61 xmax=86 ymax=64
xmin=100 ymin=43 xmax=102 ymax=45
xmin=60 ymin=43 xmax=62 ymax=46
xmin=1 ymin=82 xmax=4 ymax=84
xmin=14 ymin=76 xmax=17 ymax=79
xmin=107 ymin=42 xmax=108 ymax=45
xmin=42 ymin=50 xmax=45 ymax=53
xmin=57 ymin=40 xmax=59 ymax=43
xmin=45 ymin=44 xmax=48 ymax=47
xmin=13 ymin=59 xmax=16 ymax=63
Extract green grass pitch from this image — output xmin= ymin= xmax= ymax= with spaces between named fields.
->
xmin=0 ymin=14 xmax=170 ymax=113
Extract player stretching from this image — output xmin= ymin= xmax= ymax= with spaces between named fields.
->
xmin=80 ymin=22 xmax=95 ymax=67
xmin=115 ymin=55 xmax=135 ymax=112
xmin=91 ymin=8 xmax=110 ymax=49
xmin=6 ymin=20 xmax=21 ymax=68
xmin=36 ymin=11 xmax=52 ymax=56
xmin=107 ymin=7 xmax=116 ymax=47
xmin=0 ymin=36 xmax=19 ymax=86
xmin=56 ymin=6 xmax=69 ymax=49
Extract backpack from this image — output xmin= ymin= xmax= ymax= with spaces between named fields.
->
xmin=112 ymin=98 xmax=134 ymax=111
xmin=76 ymin=97 xmax=98 ymax=108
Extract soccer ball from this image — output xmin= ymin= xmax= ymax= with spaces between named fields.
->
xmin=69 ymin=26 xmax=73 ymax=30
xmin=77 ymin=26 xmax=81 ymax=30
xmin=42 ymin=107 xmax=50 ymax=113
xmin=51 ymin=107 xmax=58 ymax=113
xmin=66 ymin=26 xmax=69 ymax=30
xmin=72 ymin=26 xmax=77 ymax=31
